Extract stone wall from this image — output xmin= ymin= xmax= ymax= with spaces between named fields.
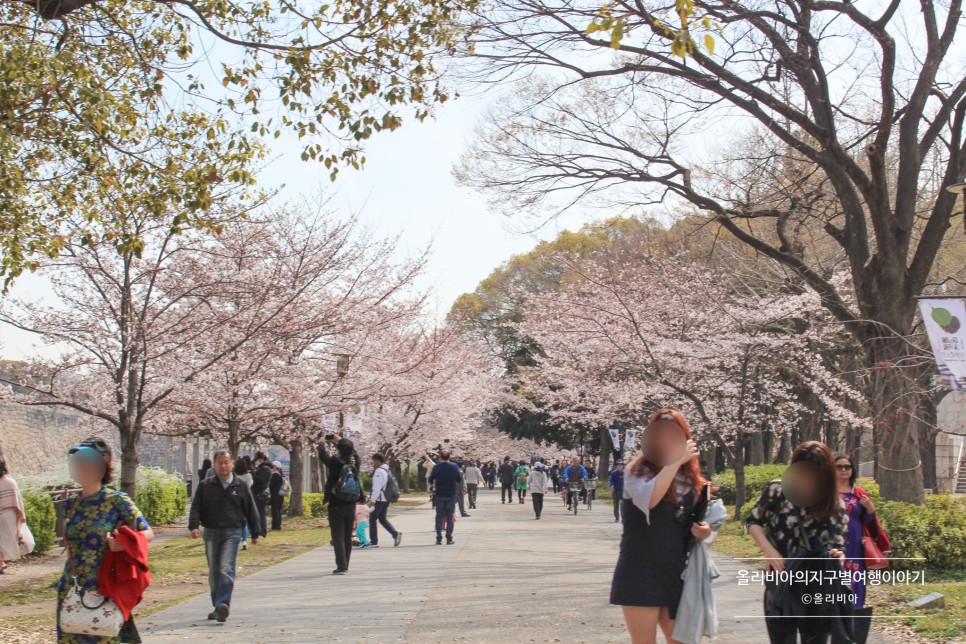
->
xmin=0 ymin=402 xmax=119 ymax=477
xmin=937 ymin=391 xmax=966 ymax=493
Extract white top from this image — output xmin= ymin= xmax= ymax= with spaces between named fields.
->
xmin=369 ymin=465 xmax=390 ymax=502
xmin=464 ymin=466 xmax=483 ymax=485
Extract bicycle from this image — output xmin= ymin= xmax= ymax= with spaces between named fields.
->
xmin=567 ymin=480 xmax=584 ymax=515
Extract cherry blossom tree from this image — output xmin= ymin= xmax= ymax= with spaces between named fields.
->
xmin=510 ymin=245 xmax=867 ymax=511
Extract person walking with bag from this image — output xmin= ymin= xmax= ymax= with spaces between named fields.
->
xmin=527 ymin=463 xmax=549 ymax=519
xmin=58 ymin=438 xmax=154 ymax=643
xmin=835 ymin=453 xmax=890 ymax=644
xmin=514 ymin=460 xmax=530 ymax=504
xmin=250 ymin=452 xmax=273 ymax=540
xmin=189 ymin=450 xmax=261 ymax=624
xmin=317 ymin=435 xmax=362 ymax=574
xmin=269 ymin=461 xmax=285 ymax=532
xmin=746 ymin=442 xmax=850 ymax=644
xmin=0 ymin=458 xmax=28 ymax=573
xmin=367 ymin=453 xmax=403 ymax=548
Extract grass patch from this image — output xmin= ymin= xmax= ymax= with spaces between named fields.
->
xmin=0 ymin=516 xmax=332 ymax=641
xmin=868 ymin=569 xmax=966 ymax=641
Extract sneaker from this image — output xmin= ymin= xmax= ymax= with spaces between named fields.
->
xmin=369 ymin=544 xmax=379 ymax=548
xmin=394 ymin=532 xmax=403 ymax=547
xmin=215 ymin=603 xmax=229 ymax=623
xmin=435 ymin=538 xmax=442 ymax=545
xmin=332 ymin=568 xmax=348 ymax=575
xmin=207 ymin=611 xmax=218 ymax=620
xmin=446 ymin=538 xmax=455 ymax=545
xmin=461 ymin=514 xmax=471 ymax=518
xmin=241 ymin=541 xmax=248 ymax=551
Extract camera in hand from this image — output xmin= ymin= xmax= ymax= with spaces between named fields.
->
xmin=325 ymin=433 xmax=336 ymax=441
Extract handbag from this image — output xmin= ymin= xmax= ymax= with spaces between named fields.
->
xmin=59 ymin=496 xmax=125 ymax=637
xmin=862 ymin=524 xmax=889 ymax=569
xmin=18 ymin=523 xmax=35 ymax=555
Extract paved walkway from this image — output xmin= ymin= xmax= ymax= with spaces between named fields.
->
xmin=139 ymin=488 xmax=884 ymax=643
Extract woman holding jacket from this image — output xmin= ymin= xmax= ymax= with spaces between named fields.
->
xmin=610 ymin=409 xmax=712 ymax=644
xmin=835 ymin=453 xmax=890 ymax=644
xmin=58 ymin=437 xmax=154 ymax=643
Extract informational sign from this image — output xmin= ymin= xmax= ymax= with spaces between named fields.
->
xmin=608 ymin=427 xmax=621 ymax=451
xmin=919 ymin=297 xmax=966 ymax=391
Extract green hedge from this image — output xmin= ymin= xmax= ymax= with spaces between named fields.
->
xmin=713 ymin=464 xmax=787 ymax=505
xmin=876 ymin=495 xmax=966 ymax=570
xmin=134 ymin=467 xmax=188 ymax=526
xmin=21 ymin=488 xmax=58 ymax=555
xmin=302 ymin=492 xmax=326 ymax=518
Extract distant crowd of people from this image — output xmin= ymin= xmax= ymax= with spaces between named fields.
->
xmin=2 ymin=404 xmax=892 ymax=644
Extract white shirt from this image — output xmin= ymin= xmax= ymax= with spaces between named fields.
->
xmin=369 ymin=465 xmax=390 ymax=502
xmin=464 ymin=466 xmax=483 ymax=485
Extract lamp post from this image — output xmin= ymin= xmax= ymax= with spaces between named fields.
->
xmin=946 ymin=181 xmax=966 ymax=234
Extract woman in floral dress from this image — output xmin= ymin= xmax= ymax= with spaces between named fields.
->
xmin=58 ymin=438 xmax=153 ymax=643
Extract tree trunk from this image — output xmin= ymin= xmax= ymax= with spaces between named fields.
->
xmin=748 ymin=431 xmax=764 ymax=465
xmin=287 ymin=439 xmax=305 ymax=517
xmin=118 ymin=423 xmax=140 ymax=498
xmin=732 ymin=432 xmax=747 ymax=520
xmin=227 ymin=419 xmax=242 ymax=457
xmin=869 ymin=339 xmax=925 ymax=504
xmin=597 ymin=426 xmax=610 ymax=479
xmin=402 ymin=460 xmax=412 ymax=493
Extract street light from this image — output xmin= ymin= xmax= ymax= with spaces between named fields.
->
xmin=946 ymin=181 xmax=966 ymax=234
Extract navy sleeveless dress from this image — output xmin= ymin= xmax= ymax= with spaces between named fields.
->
xmin=610 ymin=490 xmax=694 ymax=617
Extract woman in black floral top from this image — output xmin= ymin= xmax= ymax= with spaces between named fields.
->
xmin=745 ymin=441 xmax=848 ymax=644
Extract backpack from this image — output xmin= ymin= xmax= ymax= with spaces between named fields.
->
xmin=517 ymin=468 xmax=528 ymax=484
xmin=382 ymin=465 xmax=401 ymax=503
xmin=279 ymin=476 xmax=292 ymax=497
xmin=333 ymin=462 xmax=361 ymax=502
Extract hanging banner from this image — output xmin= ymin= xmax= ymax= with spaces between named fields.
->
xmin=608 ymin=427 xmax=622 ymax=451
xmin=624 ymin=428 xmax=639 ymax=450
xmin=919 ymin=298 xmax=966 ymax=391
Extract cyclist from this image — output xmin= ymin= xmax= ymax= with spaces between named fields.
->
xmin=563 ymin=460 xmax=588 ymax=510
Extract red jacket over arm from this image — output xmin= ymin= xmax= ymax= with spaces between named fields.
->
xmin=97 ymin=525 xmax=151 ymax=620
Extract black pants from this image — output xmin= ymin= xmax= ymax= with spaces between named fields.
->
xmin=531 ymin=493 xmax=544 ymax=518
xmin=270 ymin=496 xmax=284 ymax=531
xmin=369 ymin=501 xmax=397 ymax=545
xmin=255 ymin=496 xmax=269 ymax=537
xmin=517 ymin=487 xmax=526 ymax=501
xmin=551 ymin=477 xmax=559 ymax=493
xmin=764 ymin=586 xmax=830 ymax=644
xmin=501 ymin=483 xmax=514 ymax=503
xmin=328 ymin=504 xmax=355 ymax=571
xmin=612 ymin=490 xmax=622 ymax=521
xmin=488 ymin=478 xmax=495 ymax=489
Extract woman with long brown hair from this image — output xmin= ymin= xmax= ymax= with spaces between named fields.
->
xmin=610 ymin=409 xmax=712 ymax=644
xmin=746 ymin=441 xmax=849 ymax=643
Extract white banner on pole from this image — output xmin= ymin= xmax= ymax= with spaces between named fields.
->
xmin=919 ymin=298 xmax=966 ymax=391
xmin=624 ymin=428 xmax=639 ymax=450
xmin=608 ymin=427 xmax=621 ymax=451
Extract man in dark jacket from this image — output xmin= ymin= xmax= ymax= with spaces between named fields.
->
xmin=250 ymin=452 xmax=273 ymax=539
xmin=189 ymin=450 xmax=261 ymax=623
xmin=317 ymin=435 xmax=361 ymax=574
xmin=428 ymin=450 xmax=462 ymax=545
xmin=497 ymin=456 xmax=516 ymax=505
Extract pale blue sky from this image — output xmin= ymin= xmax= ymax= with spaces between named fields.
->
xmin=0 ymin=90 xmax=597 ymax=360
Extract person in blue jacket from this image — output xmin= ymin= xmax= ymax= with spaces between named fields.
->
xmin=609 ymin=461 xmax=625 ymax=523
xmin=563 ymin=461 xmax=587 ymax=510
